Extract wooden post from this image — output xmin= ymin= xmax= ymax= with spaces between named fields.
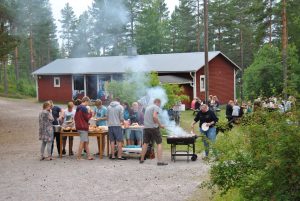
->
xmin=14 ymin=47 xmax=19 ymax=81
xmin=3 ymin=60 xmax=8 ymax=96
xmin=60 ymin=132 xmax=63 ymax=158
xmin=196 ymin=0 xmax=201 ymax=52
xmin=240 ymin=29 xmax=244 ymax=100
xmin=204 ymin=0 xmax=209 ymax=103
xmin=29 ymin=31 xmax=35 ymax=72
xmin=99 ymin=134 xmax=103 ymax=159
xmin=282 ymin=0 xmax=288 ymax=99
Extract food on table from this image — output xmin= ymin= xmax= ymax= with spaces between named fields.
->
xmin=97 ymin=126 xmax=108 ymax=131
xmin=89 ymin=125 xmax=97 ymax=132
xmin=63 ymin=127 xmax=71 ymax=131
xmin=88 ymin=125 xmax=108 ymax=132
xmin=129 ymin=123 xmax=143 ymax=128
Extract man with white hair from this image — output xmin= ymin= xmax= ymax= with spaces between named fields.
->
xmin=191 ymin=104 xmax=218 ymax=160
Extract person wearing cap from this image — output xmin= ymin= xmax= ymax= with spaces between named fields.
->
xmin=191 ymin=104 xmax=218 ymax=160
xmin=74 ymin=96 xmax=94 ymax=160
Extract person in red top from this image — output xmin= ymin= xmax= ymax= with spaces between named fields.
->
xmin=191 ymin=97 xmax=197 ymax=110
xmin=74 ymin=96 xmax=94 ymax=160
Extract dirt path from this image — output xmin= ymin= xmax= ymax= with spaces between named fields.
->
xmin=0 ymin=97 xmax=210 ymax=201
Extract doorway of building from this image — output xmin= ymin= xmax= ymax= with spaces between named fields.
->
xmin=86 ymin=75 xmax=97 ymax=100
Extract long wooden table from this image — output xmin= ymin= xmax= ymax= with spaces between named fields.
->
xmin=59 ymin=130 xmax=109 ymax=159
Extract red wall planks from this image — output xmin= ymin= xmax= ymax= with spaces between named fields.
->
xmin=196 ymin=55 xmax=235 ymax=104
xmin=38 ymin=75 xmax=72 ymax=103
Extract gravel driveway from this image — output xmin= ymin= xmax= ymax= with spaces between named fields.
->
xmin=0 ymin=97 xmax=209 ymax=201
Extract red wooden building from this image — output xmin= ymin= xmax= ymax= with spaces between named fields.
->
xmin=32 ymin=51 xmax=240 ymax=107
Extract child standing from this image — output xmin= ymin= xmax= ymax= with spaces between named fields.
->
xmin=74 ymin=96 xmax=94 ymax=160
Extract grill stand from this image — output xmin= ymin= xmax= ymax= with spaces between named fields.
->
xmin=170 ymin=143 xmax=197 ymax=162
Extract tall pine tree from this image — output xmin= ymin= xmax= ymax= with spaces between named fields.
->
xmin=135 ymin=0 xmax=170 ymax=54
xmin=70 ymin=11 xmax=92 ymax=58
xmin=169 ymin=0 xmax=197 ymax=53
xmin=59 ymin=3 xmax=77 ymax=58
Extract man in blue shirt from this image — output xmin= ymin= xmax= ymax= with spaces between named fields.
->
xmin=94 ymin=99 xmax=107 ymax=126
xmin=93 ymin=100 xmax=107 ymax=155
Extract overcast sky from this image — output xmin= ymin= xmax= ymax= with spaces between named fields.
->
xmin=49 ymin=0 xmax=179 ymax=43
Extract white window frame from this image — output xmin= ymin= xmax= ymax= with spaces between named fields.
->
xmin=54 ymin=77 xmax=60 ymax=88
xmin=200 ymin=75 xmax=205 ymax=92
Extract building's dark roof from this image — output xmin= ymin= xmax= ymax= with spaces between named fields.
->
xmin=159 ymin=75 xmax=192 ymax=84
xmin=32 ymin=51 xmax=240 ymax=75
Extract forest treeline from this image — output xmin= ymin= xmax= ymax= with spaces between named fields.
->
xmin=0 ymin=0 xmax=299 ymax=98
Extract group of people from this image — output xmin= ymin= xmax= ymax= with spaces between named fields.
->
xmin=191 ymin=95 xmax=220 ymax=115
xmin=38 ymin=97 xmax=93 ymax=161
xmin=225 ymin=99 xmax=246 ymax=125
xmin=254 ymin=96 xmax=296 ymax=113
xmin=38 ymin=96 xmax=168 ymax=166
xmin=225 ymin=96 xmax=296 ymax=127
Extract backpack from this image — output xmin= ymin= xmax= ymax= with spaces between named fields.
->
xmin=145 ymin=144 xmax=155 ymax=159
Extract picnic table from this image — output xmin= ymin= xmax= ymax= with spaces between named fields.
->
xmin=59 ymin=130 xmax=109 ymax=159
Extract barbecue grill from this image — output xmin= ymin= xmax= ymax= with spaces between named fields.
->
xmin=167 ymin=134 xmax=198 ymax=162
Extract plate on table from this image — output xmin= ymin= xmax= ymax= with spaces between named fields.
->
xmin=129 ymin=125 xmax=144 ymax=129
xmin=201 ymin=123 xmax=209 ymax=131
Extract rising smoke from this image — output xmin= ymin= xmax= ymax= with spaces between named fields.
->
xmin=80 ymin=1 xmax=190 ymax=136
xmin=122 ymin=57 xmax=190 ymax=136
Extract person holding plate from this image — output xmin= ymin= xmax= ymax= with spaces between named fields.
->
xmin=191 ymin=104 xmax=218 ymax=160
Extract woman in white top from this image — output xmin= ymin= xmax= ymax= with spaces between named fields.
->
xmin=232 ymin=102 xmax=240 ymax=123
xmin=61 ymin=102 xmax=76 ymax=155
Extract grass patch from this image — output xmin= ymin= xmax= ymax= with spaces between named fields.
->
xmin=213 ymin=188 xmax=243 ymax=201
xmin=161 ymin=109 xmax=205 ymax=153
xmin=0 ymin=79 xmax=36 ymax=98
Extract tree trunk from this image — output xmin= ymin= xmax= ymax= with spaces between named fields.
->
xmin=29 ymin=31 xmax=35 ymax=72
xmin=217 ymin=0 xmax=221 ymax=50
xmin=3 ymin=60 xmax=8 ymax=96
xmin=0 ymin=61 xmax=2 ymax=83
xmin=282 ymin=0 xmax=288 ymax=99
xmin=269 ymin=0 xmax=273 ymax=44
xmin=130 ymin=6 xmax=134 ymax=45
xmin=47 ymin=41 xmax=51 ymax=64
xmin=196 ymin=0 xmax=201 ymax=52
xmin=240 ymin=29 xmax=244 ymax=100
xmin=14 ymin=47 xmax=20 ymax=81
xmin=204 ymin=0 xmax=209 ymax=103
